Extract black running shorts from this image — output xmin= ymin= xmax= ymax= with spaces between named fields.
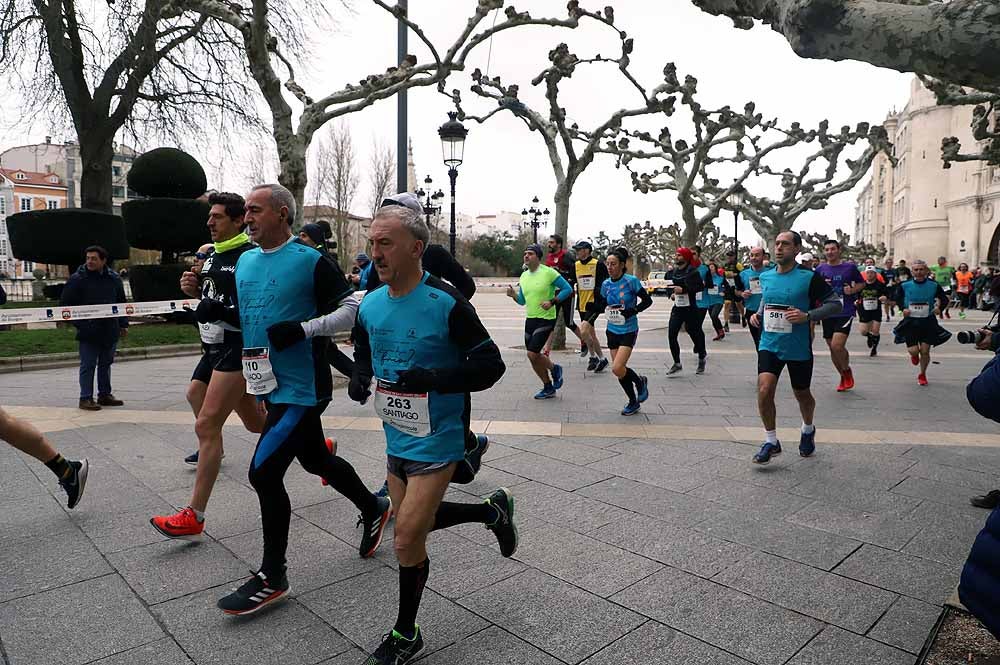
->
xmin=822 ymin=316 xmax=853 ymax=340
xmin=387 ymin=455 xmax=453 ymax=481
xmin=757 ymin=349 xmax=814 ymax=390
xmin=524 ymin=317 xmax=555 ymax=353
xmin=191 ymin=343 xmax=243 ymax=383
xmin=606 ymin=330 xmax=638 ymax=350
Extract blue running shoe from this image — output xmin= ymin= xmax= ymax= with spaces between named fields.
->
xmin=637 ymin=375 xmax=649 ymax=403
xmin=752 ymin=441 xmax=782 ymax=465
xmin=534 ymin=385 xmax=557 ymax=400
xmin=374 ymin=480 xmax=389 ymax=498
xmin=551 ymin=364 xmax=564 ymax=390
xmin=621 ymin=401 xmax=641 ymax=416
xmin=799 ymin=428 xmax=816 ymax=457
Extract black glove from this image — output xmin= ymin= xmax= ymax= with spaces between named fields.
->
xmin=395 ymin=366 xmax=439 ymax=394
xmin=267 ymin=321 xmax=306 ymax=351
xmin=195 ymin=298 xmax=227 ymax=324
xmin=348 ymin=374 xmax=371 ymax=404
xmin=622 ymin=308 xmax=638 ymax=320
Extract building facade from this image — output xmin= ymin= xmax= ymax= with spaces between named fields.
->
xmin=0 ymin=166 xmax=69 ymax=277
xmin=301 ymin=205 xmax=372 ymax=265
xmin=855 ymin=78 xmax=1000 ymax=267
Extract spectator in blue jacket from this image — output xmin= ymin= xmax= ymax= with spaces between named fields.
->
xmin=60 ymin=246 xmax=128 ymax=410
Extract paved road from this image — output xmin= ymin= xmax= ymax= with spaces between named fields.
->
xmin=1 ymin=294 xmax=998 ymax=665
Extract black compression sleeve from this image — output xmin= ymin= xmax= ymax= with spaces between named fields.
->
xmin=351 ymin=316 xmax=374 ymax=382
xmin=636 ymin=286 xmax=654 ymax=313
xmin=807 ymin=271 xmax=835 ymax=303
xmin=685 ymin=270 xmax=704 ymax=295
xmin=314 ymin=254 xmax=355 ymax=315
xmin=432 ymin=297 xmax=506 ymax=393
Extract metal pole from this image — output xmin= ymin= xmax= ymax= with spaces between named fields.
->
xmin=396 ymin=0 xmax=408 ymax=193
xmin=734 ymin=209 xmax=739 ymax=259
xmin=449 ymin=167 xmax=458 ymax=256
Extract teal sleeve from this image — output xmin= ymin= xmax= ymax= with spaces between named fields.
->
xmin=553 ymin=275 xmax=573 ymax=302
xmin=515 ymin=287 xmax=526 ymax=306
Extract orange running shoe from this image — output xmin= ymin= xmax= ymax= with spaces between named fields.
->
xmin=917 ymin=373 xmax=928 ymax=386
xmin=150 ymin=507 xmax=204 ymax=540
xmin=321 ymin=437 xmax=338 ymax=486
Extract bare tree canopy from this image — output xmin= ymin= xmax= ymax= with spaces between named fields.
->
xmin=183 ymin=0 xmax=605 ymax=223
xmin=309 ymin=122 xmax=360 ymax=269
xmin=587 ymin=64 xmax=892 ymax=246
xmin=0 ymin=0 xmax=257 ymax=212
xmin=689 ymin=0 xmax=1000 ymax=91
xmin=367 ymin=138 xmax=396 ymax=221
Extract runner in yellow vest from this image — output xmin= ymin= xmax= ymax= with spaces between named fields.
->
xmin=573 ymin=240 xmax=610 ymax=373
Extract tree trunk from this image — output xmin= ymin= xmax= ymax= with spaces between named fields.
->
xmin=549 ymin=190 xmax=571 ymax=351
xmin=78 ymin=134 xmax=115 ymax=214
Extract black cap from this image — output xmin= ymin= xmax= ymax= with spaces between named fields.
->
xmin=573 ymin=240 xmax=592 ymax=251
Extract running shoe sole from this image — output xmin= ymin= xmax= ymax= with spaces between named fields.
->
xmin=149 ymin=518 xmax=205 ymax=541
xmin=220 ymin=588 xmax=290 ymax=616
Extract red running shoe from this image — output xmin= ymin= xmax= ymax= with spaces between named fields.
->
xmin=150 ymin=507 xmax=204 ymax=540
xmin=917 ymin=373 xmax=928 ymax=386
xmin=841 ymin=369 xmax=854 ymax=391
xmin=713 ymin=331 xmax=725 ymax=341
xmin=910 ymin=354 xmax=919 ymax=366
xmin=321 ymin=437 xmax=338 ymax=486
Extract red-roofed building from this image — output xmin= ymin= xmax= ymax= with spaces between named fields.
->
xmin=0 ymin=167 xmax=67 ymax=278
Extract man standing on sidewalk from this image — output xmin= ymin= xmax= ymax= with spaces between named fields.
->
xmin=60 ymin=245 xmax=128 ymax=411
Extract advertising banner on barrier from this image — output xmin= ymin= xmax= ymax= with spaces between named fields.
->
xmin=0 ymin=299 xmax=200 ymax=326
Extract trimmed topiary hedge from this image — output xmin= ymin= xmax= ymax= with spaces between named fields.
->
xmin=128 ymin=263 xmax=187 ymax=302
xmin=127 ymin=147 xmax=208 ymax=198
xmin=122 ymin=199 xmax=211 ymax=252
xmin=6 ymin=209 xmax=130 ymax=267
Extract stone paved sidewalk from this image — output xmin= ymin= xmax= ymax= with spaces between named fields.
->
xmin=1 ymin=295 xmax=998 ymax=665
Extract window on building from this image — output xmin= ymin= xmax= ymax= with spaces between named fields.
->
xmin=0 ymin=196 xmax=5 ymax=214
xmin=112 ymin=166 xmax=122 ymax=177
xmin=19 ymin=197 xmax=32 ymax=212
xmin=14 ymin=172 xmax=26 ymax=180
xmin=934 ymin=198 xmax=938 ymax=208
xmin=112 ymin=185 xmax=125 ymax=198
xmin=47 ymin=200 xmax=59 ymax=210
xmin=21 ymin=260 xmax=33 ymax=273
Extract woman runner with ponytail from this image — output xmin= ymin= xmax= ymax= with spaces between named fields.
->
xmin=600 ymin=247 xmax=654 ymax=415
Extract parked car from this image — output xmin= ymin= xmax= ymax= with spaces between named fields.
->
xmin=644 ymin=270 xmax=673 ymax=295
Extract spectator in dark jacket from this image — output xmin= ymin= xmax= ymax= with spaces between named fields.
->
xmin=60 ymin=246 xmax=128 ymax=410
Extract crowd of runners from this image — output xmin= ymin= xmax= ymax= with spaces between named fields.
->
xmin=0 ymin=183 xmax=995 ymax=665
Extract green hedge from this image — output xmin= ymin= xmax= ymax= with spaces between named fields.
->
xmin=127 ymin=147 xmax=207 ymax=198
xmin=122 ymin=199 xmax=211 ymax=252
xmin=128 ymin=263 xmax=187 ymax=302
xmin=6 ymin=209 xmax=130 ymax=266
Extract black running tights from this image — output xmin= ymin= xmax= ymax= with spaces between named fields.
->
xmin=668 ymin=307 xmax=708 ymax=364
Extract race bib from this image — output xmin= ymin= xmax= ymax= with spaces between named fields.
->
xmin=607 ymin=306 xmax=625 ymax=326
xmin=749 ymin=278 xmax=762 ymax=295
xmin=242 ymin=347 xmax=277 ymax=395
xmin=374 ymin=379 xmax=431 ymax=437
xmin=696 ymin=291 xmax=705 ymax=302
xmin=578 ymin=275 xmax=595 ymax=291
xmin=863 ymin=298 xmax=879 ymax=311
xmin=707 ymin=286 xmax=719 ymax=296
xmin=910 ymin=302 xmax=930 ymax=318
xmin=726 ymin=278 xmax=735 ymax=287
xmin=199 ymin=322 xmax=224 ymax=345
xmin=958 ymin=284 xmax=970 ymax=294
xmin=674 ymin=293 xmax=690 ymax=307
xmin=763 ymin=305 xmax=792 ymax=334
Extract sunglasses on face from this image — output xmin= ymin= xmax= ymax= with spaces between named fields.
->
xmin=195 ymin=252 xmax=210 ymax=260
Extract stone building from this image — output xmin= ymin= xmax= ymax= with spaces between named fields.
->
xmin=0 ymin=166 xmax=68 ymax=278
xmin=855 ymin=78 xmax=1000 ymax=266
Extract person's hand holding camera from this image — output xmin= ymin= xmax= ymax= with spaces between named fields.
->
xmin=976 ymin=328 xmax=994 ymax=351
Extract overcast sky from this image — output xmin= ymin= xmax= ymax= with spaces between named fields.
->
xmin=2 ymin=0 xmax=914 ymax=247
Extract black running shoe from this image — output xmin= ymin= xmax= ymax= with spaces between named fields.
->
xmin=59 ymin=459 xmax=88 ymax=510
xmin=484 ymin=487 xmax=518 ymax=557
xmin=362 ymin=627 xmax=424 ymax=665
xmin=696 ymin=356 xmax=707 ymax=375
xmin=586 ymin=356 xmax=598 ymax=372
xmin=218 ymin=570 xmax=289 ymax=616
xmin=357 ymin=496 xmax=392 ymax=558
xmin=184 ymin=450 xmax=224 ymax=467
xmin=971 ymin=490 xmax=1000 ymax=509
xmin=594 ymin=357 xmax=609 ymax=373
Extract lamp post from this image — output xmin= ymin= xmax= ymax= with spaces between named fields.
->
xmin=416 ymin=175 xmax=444 ymax=230
xmin=521 ymin=196 xmax=550 ymax=244
xmin=438 ymin=112 xmax=468 ymax=257
xmin=727 ymin=184 xmax=745 ymax=259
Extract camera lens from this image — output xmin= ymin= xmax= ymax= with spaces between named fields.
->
xmin=957 ymin=330 xmax=982 ymax=345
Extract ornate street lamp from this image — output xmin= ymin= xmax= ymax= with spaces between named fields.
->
xmin=438 ymin=112 xmax=468 ymax=256
xmin=521 ymin=196 xmax=550 ymax=244
xmin=416 ymin=175 xmax=444 ymax=230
